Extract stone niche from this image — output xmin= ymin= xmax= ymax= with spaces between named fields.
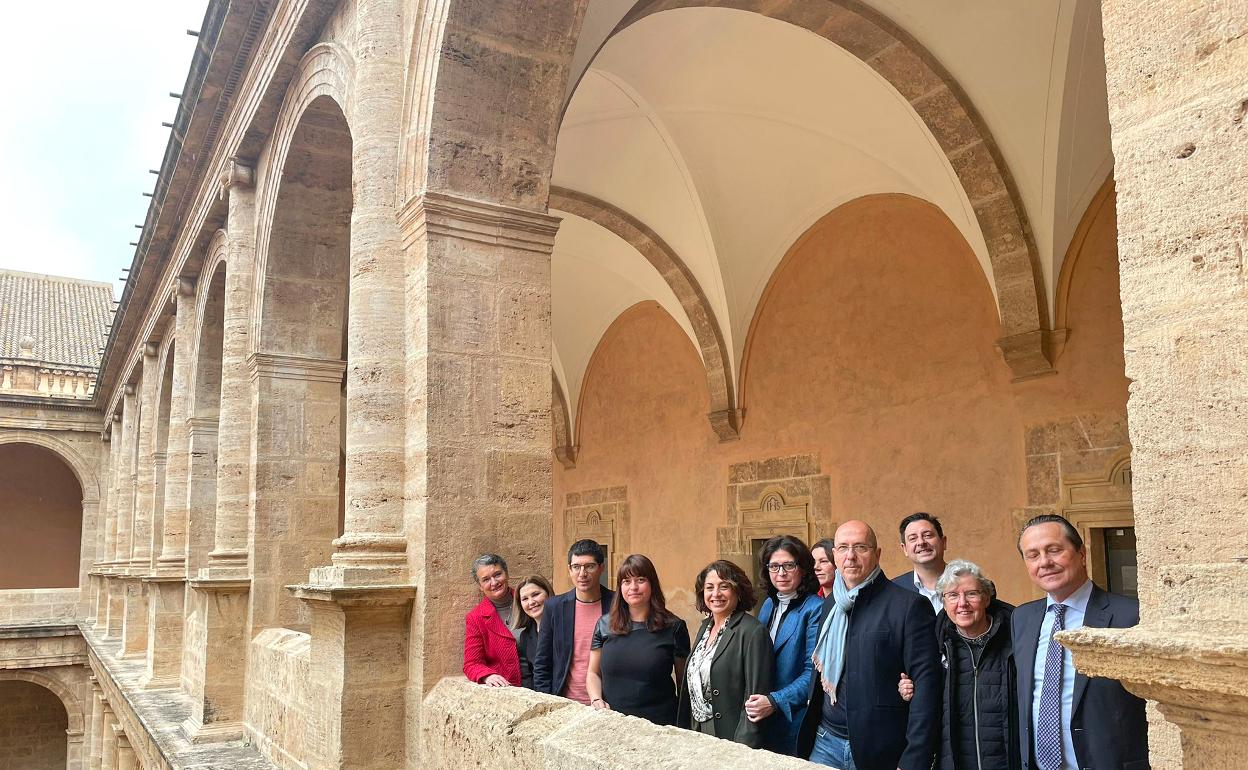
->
xmin=563 ymin=487 xmax=630 ymax=588
xmin=1015 ymin=410 xmax=1133 ymax=596
xmin=719 ymin=454 xmax=834 ymax=575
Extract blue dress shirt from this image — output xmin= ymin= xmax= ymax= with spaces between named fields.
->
xmin=910 ymin=571 xmax=943 ymax=614
xmin=1031 ymin=579 xmax=1094 ymax=770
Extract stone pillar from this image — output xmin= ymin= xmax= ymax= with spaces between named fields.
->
xmin=291 ymin=586 xmax=414 ymax=770
xmin=88 ymin=683 xmax=105 ymax=770
xmin=183 ymin=419 xmax=219 ymax=573
xmin=100 ymin=712 xmax=118 ymax=770
xmin=206 ymin=160 xmax=256 ymax=576
xmin=398 ymin=192 xmax=558 ymax=725
xmin=1062 ymin=3 xmax=1248 ymax=769
xmin=114 ymin=385 xmax=139 ymax=569
xmin=114 ymin=727 xmax=137 ymax=770
xmin=144 ymin=278 xmax=196 ymax=689
xmin=184 ymin=160 xmax=255 ymax=743
xmin=66 ymin=726 xmax=85 ymax=770
xmin=315 ymin=0 xmax=409 ymax=586
xmin=131 ymin=343 xmax=160 ymax=572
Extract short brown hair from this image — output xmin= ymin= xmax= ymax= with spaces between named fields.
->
xmin=693 ymin=560 xmax=757 ymax=614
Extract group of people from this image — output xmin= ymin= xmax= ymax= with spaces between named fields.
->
xmin=463 ymin=512 xmax=1149 ymax=769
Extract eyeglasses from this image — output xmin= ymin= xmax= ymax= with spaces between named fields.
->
xmin=766 ymin=562 xmax=799 ymax=574
xmin=569 ymin=563 xmax=600 ymax=573
xmin=833 ymin=544 xmax=874 ymax=555
xmin=942 ymin=590 xmax=987 ymax=603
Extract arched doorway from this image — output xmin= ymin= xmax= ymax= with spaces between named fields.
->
xmin=0 ymin=443 xmax=83 ymax=589
xmin=0 ymin=679 xmax=69 ymax=768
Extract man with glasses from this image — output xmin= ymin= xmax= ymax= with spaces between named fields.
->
xmin=797 ymin=520 xmax=940 ymax=770
xmin=533 ymin=539 xmax=615 ymax=704
xmin=892 ymin=512 xmax=948 ymax=614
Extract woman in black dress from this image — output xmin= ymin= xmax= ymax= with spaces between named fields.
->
xmin=510 ymin=574 xmax=554 ymax=689
xmin=585 ymin=554 xmax=690 ymax=725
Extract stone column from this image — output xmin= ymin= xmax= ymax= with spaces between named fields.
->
xmin=121 ymin=345 xmax=160 ymax=658
xmin=114 ymin=727 xmax=137 ymax=770
xmin=183 ymin=418 xmax=219 ymax=573
xmin=313 ymin=0 xmax=408 ymax=586
xmin=206 ymin=160 xmax=257 ymax=576
xmin=1061 ymin=3 xmax=1248 ymax=769
xmin=100 ymin=711 xmax=118 ymax=770
xmin=114 ymin=385 xmax=139 ymax=569
xmin=398 ymin=192 xmax=558 ymax=724
xmin=88 ymin=683 xmax=105 ymax=770
xmin=144 ymin=278 xmax=196 ymax=689
xmin=66 ymin=726 xmax=85 ymax=770
xmin=184 ymin=160 xmax=254 ymax=744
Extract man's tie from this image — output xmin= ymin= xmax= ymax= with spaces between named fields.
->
xmin=1036 ymin=603 xmax=1068 ymax=770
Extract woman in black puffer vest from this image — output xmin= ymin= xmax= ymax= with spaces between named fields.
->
xmin=901 ymin=560 xmax=1020 ymax=770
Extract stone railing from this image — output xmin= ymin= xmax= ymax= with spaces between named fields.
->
xmin=421 ymin=677 xmax=813 ymax=769
xmin=0 ymin=359 xmax=96 ymax=400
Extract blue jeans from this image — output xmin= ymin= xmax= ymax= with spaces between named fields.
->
xmin=809 ymin=726 xmax=857 ymax=769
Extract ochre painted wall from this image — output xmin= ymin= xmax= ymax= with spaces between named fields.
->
xmin=0 ymin=680 xmax=68 ymax=769
xmin=0 ymin=443 xmax=83 ymax=590
xmin=554 ymin=193 xmax=1128 ymax=612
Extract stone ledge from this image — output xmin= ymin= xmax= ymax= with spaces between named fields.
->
xmin=421 ymin=677 xmax=813 ymax=769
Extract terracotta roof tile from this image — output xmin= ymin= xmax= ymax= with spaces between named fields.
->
xmin=0 ymin=269 xmax=114 ymax=369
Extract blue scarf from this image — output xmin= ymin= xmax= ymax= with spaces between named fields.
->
xmin=812 ymin=566 xmax=882 ymax=697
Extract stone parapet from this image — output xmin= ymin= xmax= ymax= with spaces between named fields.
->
xmin=421 ymin=677 xmax=812 ymax=769
xmin=0 ymin=588 xmax=82 ymax=626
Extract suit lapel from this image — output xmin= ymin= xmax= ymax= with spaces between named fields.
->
xmin=711 ymin=612 xmax=741 ymax=665
xmin=1016 ymin=601 xmax=1044 ymax=712
xmin=773 ymin=597 xmax=805 ymax=651
xmin=1073 ymin=586 xmax=1112 ymax=711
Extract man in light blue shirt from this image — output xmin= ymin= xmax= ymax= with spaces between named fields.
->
xmin=1011 ymin=514 xmax=1148 ymax=770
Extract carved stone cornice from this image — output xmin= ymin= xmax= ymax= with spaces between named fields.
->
xmin=708 ymin=408 xmax=744 ymax=442
xmin=246 ymin=352 xmax=346 ymax=384
xmin=398 ymin=191 xmax=561 ymax=254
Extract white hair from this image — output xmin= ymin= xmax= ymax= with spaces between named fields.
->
xmin=935 ymin=559 xmax=996 ymax=599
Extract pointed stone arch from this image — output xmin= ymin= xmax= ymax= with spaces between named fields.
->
xmin=552 ymin=370 xmax=577 ymax=469
xmin=550 ymin=186 xmax=740 ymax=440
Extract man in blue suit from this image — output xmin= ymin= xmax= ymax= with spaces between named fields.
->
xmin=891 ymin=512 xmax=948 ymax=614
xmin=796 ymin=520 xmax=940 ymax=770
xmin=1012 ymin=514 xmax=1149 ymax=770
xmin=532 ymin=539 xmax=614 ymax=703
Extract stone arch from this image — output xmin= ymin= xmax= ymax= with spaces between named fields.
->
xmin=738 ymin=193 xmax=1000 ymax=414
xmin=1054 ymin=176 xmax=1115 ymax=334
xmin=597 ymin=0 xmax=1053 ymax=380
xmin=0 ymin=669 xmax=84 ymax=734
xmin=550 ymin=186 xmax=740 ymax=440
xmin=252 ymin=42 xmax=353 ymax=338
xmin=0 ymin=432 xmax=99 ymax=505
xmin=552 ymin=370 xmax=576 ymax=469
xmin=188 ymin=231 xmax=229 ymax=420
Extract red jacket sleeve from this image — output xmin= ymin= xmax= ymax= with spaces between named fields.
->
xmin=463 ymin=612 xmax=501 ymax=683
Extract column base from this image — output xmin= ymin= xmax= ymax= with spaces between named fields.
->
xmin=179 ymin=715 xmax=246 ymax=745
xmin=184 ymin=576 xmax=250 ymax=744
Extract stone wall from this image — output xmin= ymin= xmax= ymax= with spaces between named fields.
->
xmin=246 ymin=628 xmax=314 ymax=770
xmin=420 ymin=677 xmax=812 ymax=770
xmin=0 ymin=679 xmax=68 ymax=770
xmin=0 ymin=442 xmax=83 ymax=589
xmin=0 ymin=589 xmax=81 ymax=626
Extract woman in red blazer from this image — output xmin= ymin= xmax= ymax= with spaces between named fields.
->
xmin=463 ymin=554 xmax=522 ymax=686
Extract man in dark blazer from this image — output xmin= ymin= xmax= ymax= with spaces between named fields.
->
xmin=797 ymin=520 xmax=941 ymax=770
xmin=1013 ymin=514 xmax=1148 ymax=770
xmin=532 ymin=539 xmax=614 ymax=701
xmin=891 ymin=512 xmax=948 ymax=614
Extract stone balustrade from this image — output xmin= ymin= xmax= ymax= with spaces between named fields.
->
xmin=0 ymin=360 xmax=95 ymax=399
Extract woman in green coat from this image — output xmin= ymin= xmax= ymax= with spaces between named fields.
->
xmin=680 ymin=559 xmax=775 ymax=748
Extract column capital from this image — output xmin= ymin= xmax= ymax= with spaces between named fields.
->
xmin=289 ymin=582 xmax=415 ymax=609
xmin=217 ymin=158 xmax=254 ymax=199
xmin=398 ymin=191 xmax=560 ymax=254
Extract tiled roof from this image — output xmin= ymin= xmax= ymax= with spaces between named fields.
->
xmin=0 ymin=269 xmax=114 ymax=369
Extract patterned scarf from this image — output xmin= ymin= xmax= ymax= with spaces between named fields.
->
xmin=812 ymin=566 xmax=881 ymax=698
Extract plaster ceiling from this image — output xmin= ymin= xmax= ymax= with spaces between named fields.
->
xmin=551 ymin=7 xmax=991 ymax=426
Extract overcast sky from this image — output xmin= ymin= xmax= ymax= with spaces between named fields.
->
xmin=1 ymin=2 xmax=209 ymax=298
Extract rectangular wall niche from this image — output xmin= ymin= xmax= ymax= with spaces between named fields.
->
xmin=720 ymin=454 xmax=833 ymax=577
xmin=563 ymin=487 xmax=630 ymax=588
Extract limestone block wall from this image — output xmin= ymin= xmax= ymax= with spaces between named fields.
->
xmin=245 ymin=628 xmax=314 ymax=770
xmin=420 ymin=678 xmax=812 ymax=770
xmin=0 ymin=679 xmax=68 ymax=769
xmin=0 ymin=589 xmax=81 ymax=625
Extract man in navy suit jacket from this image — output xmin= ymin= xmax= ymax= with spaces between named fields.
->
xmin=1013 ymin=514 xmax=1148 ymax=769
xmin=891 ymin=512 xmax=948 ymax=614
xmin=532 ymin=539 xmax=614 ymax=701
xmin=797 ymin=521 xmax=941 ymax=770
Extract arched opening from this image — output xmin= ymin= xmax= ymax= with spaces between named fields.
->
xmin=0 ymin=679 xmax=69 ymax=768
xmin=187 ymin=263 xmax=226 ymax=574
xmin=0 ymin=443 xmax=83 ymax=589
xmin=255 ymin=93 xmax=352 ymax=630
